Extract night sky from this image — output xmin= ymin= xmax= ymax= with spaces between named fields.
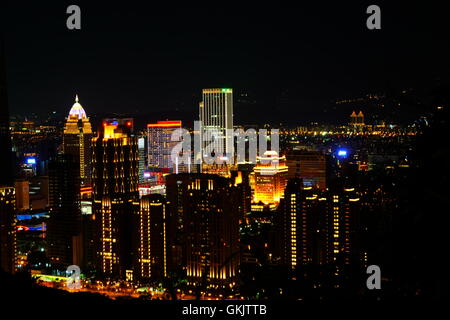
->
xmin=2 ymin=1 xmax=450 ymax=126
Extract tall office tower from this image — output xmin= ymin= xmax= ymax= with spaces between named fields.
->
xmin=92 ymin=121 xmax=140 ymax=279
xmin=29 ymin=176 xmax=49 ymax=210
xmin=279 ymin=179 xmax=327 ymax=270
xmin=0 ymin=38 xmax=16 ymax=274
xmin=47 ymin=153 xmax=82 ymax=268
xmin=286 ymin=150 xmax=327 ymax=190
xmin=63 ymin=95 xmax=93 ymax=187
xmin=326 ymin=186 xmax=361 ymax=267
xmin=147 ymin=120 xmax=182 ymax=172
xmin=166 ymin=173 xmax=240 ymax=291
xmin=0 ymin=186 xmax=16 ymax=273
xmin=231 ymin=170 xmax=252 ymax=221
xmin=199 ymin=89 xmax=233 ymax=162
xmin=14 ymin=179 xmax=29 ymax=211
xmin=279 ymin=179 xmax=361 ymax=271
xmin=138 ymin=136 xmax=146 ymax=184
xmin=138 ymin=194 xmax=168 ymax=280
xmin=252 ymin=151 xmax=288 ymax=205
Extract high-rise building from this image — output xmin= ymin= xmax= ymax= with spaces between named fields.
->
xmin=63 ymin=95 xmax=93 ymax=187
xmin=147 ymin=120 xmax=182 ymax=172
xmin=199 ymin=89 xmax=233 ymax=162
xmin=166 ymin=173 xmax=240 ymax=291
xmin=280 ymin=178 xmax=362 ymax=271
xmin=231 ymin=170 xmax=252 ymax=220
xmin=138 ymin=136 xmax=146 ymax=184
xmin=138 ymin=194 xmax=168 ymax=280
xmin=92 ymin=121 xmax=140 ymax=279
xmin=47 ymin=153 xmax=82 ymax=268
xmin=0 ymin=186 xmax=16 ymax=273
xmin=103 ymin=118 xmax=134 ymax=134
xmin=327 ymin=186 xmax=361 ymax=267
xmin=252 ymin=151 xmax=288 ymax=205
xmin=286 ymin=150 xmax=327 ymax=190
xmin=29 ymin=176 xmax=49 ymax=210
xmin=14 ymin=179 xmax=29 ymax=211
xmin=280 ymin=179 xmax=326 ymax=269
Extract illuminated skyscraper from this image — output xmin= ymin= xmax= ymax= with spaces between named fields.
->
xmin=327 ymin=186 xmax=361 ymax=266
xmin=138 ymin=136 xmax=146 ymax=184
xmin=92 ymin=120 xmax=140 ymax=279
xmin=252 ymin=151 xmax=288 ymax=205
xmin=63 ymin=95 xmax=93 ymax=187
xmin=280 ymin=179 xmax=325 ymax=269
xmin=138 ymin=194 xmax=168 ymax=280
xmin=147 ymin=120 xmax=182 ymax=172
xmin=199 ymin=89 xmax=233 ymax=162
xmin=280 ymin=179 xmax=362 ymax=271
xmin=166 ymin=174 xmax=240 ymax=291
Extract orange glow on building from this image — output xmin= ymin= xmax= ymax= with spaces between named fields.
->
xmin=252 ymin=151 xmax=288 ymax=205
xmin=147 ymin=121 xmax=182 ymax=128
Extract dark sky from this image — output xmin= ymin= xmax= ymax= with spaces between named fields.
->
xmin=2 ymin=1 xmax=450 ymax=125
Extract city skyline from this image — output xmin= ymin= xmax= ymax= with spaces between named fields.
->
xmin=1 ymin=2 xmax=450 ymax=312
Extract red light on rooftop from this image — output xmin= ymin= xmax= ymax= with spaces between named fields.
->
xmin=147 ymin=120 xmax=182 ymax=128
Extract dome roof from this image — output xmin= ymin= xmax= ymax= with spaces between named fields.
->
xmin=68 ymin=94 xmax=87 ymax=119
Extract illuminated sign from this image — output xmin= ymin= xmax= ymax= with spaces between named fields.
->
xmin=81 ymin=201 xmax=92 ymax=215
xmin=337 ymin=149 xmax=348 ymax=158
xmin=26 ymin=157 xmax=36 ymax=165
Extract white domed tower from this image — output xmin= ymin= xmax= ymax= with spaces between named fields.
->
xmin=63 ymin=95 xmax=93 ymax=187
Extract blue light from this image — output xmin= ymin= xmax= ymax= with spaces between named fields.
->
xmin=17 ymin=212 xmax=48 ymax=221
xmin=337 ymin=149 xmax=348 ymax=158
xmin=26 ymin=157 xmax=36 ymax=165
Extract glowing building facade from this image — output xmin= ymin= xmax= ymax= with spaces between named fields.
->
xmin=166 ymin=174 xmax=240 ymax=291
xmin=252 ymin=151 xmax=288 ymax=205
xmin=147 ymin=120 xmax=182 ymax=172
xmin=138 ymin=194 xmax=168 ymax=279
xmin=199 ymin=89 xmax=233 ymax=162
xmin=92 ymin=121 xmax=140 ymax=278
xmin=280 ymin=179 xmax=362 ymax=271
xmin=63 ymin=95 xmax=93 ymax=187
